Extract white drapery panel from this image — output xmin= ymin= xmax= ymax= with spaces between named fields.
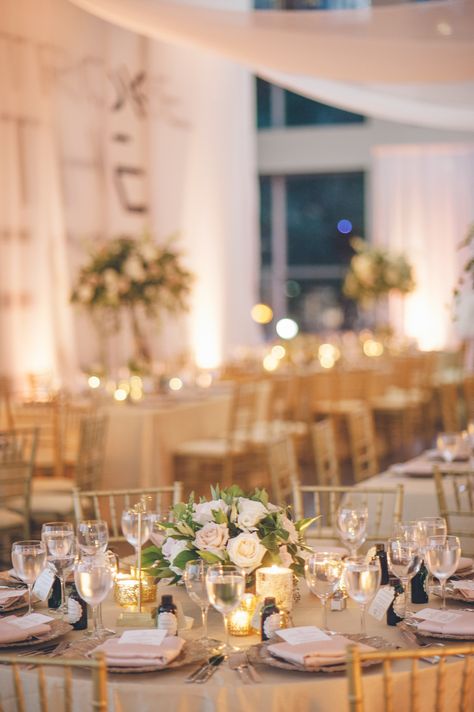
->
xmin=0 ymin=32 xmax=77 ymax=391
xmin=372 ymin=144 xmax=474 ymax=351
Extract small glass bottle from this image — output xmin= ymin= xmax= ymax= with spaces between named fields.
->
xmin=386 ymin=577 xmax=404 ymax=626
xmin=411 ymin=561 xmax=429 ymax=604
xmin=68 ymin=583 xmax=88 ymax=631
xmin=261 ymin=597 xmax=280 ymax=641
xmin=157 ymin=595 xmax=178 ymax=636
xmin=374 ymin=543 xmax=389 ymax=586
xmin=48 ymin=576 xmax=62 ymax=610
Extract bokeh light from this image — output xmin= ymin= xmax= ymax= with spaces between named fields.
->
xmin=88 ymin=375 xmax=101 ymax=389
xmin=113 ymin=388 xmax=128 ymax=402
xmin=169 ymin=377 xmax=183 ymax=391
xmin=263 ymin=354 xmax=279 ymax=371
xmin=337 ymin=219 xmax=352 ymax=234
xmin=363 ymin=339 xmax=384 ymax=357
xmin=271 ymin=345 xmax=286 ymax=360
xmin=285 ymin=280 xmax=301 ymax=298
xmin=196 ymin=372 xmax=213 ymax=388
xmin=276 ymin=318 xmax=299 ymax=340
xmin=251 ymin=303 xmax=273 ymax=324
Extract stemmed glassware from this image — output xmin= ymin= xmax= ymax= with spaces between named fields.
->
xmin=11 ymin=540 xmax=47 ymax=614
xmin=436 ymin=432 xmax=461 ymax=463
xmin=41 ymin=522 xmax=76 ymax=619
xmin=305 ymin=552 xmax=343 ymax=630
xmin=183 ymin=560 xmax=220 ymax=649
xmin=77 ymin=520 xmax=108 ymax=556
xmin=336 ymin=504 xmax=368 ymax=556
xmin=205 ymin=563 xmax=245 ymax=653
xmin=121 ymin=509 xmax=152 ymax=569
xmin=387 ymin=537 xmax=422 ymax=618
xmin=74 ymin=554 xmax=114 ymax=640
xmin=425 ymin=535 xmax=461 ymax=609
xmin=344 ymin=557 xmax=380 ymax=636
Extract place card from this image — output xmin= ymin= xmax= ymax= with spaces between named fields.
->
xmin=276 ymin=626 xmax=331 ymax=645
xmin=119 ymin=629 xmax=167 ymax=646
xmin=8 ymin=613 xmax=53 ymax=629
xmin=368 ymin=586 xmax=395 ymax=621
xmin=452 ymin=581 xmax=474 ymax=591
xmin=416 ymin=608 xmax=462 ymax=624
xmin=32 ymin=568 xmax=55 ymax=601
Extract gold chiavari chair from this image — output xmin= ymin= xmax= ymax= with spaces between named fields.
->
xmin=463 ymin=375 xmax=474 ymax=422
xmin=0 ymin=376 xmax=14 ymax=430
xmin=434 ymin=466 xmax=474 ymax=556
xmin=0 ymin=428 xmax=38 ymax=548
xmin=311 ymin=419 xmax=340 ymax=486
xmin=346 ymin=642 xmax=474 ymax=712
xmin=267 ymin=436 xmax=300 ymax=508
xmin=0 ymin=652 xmax=107 ymax=712
xmin=438 ymin=382 xmax=462 ymax=433
xmin=346 ymin=405 xmax=379 ymax=483
xmin=73 ymin=483 xmax=184 ymax=544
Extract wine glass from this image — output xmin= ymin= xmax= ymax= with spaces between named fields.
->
xmin=387 ymin=537 xmax=422 ymax=618
xmin=425 ymin=535 xmax=461 ymax=610
xmin=205 ymin=563 xmax=245 ymax=653
xmin=148 ymin=511 xmax=168 ymax=548
xmin=393 ymin=521 xmax=421 ymax=544
xmin=121 ymin=509 xmax=152 ymax=568
xmin=436 ymin=432 xmax=461 ymax=463
xmin=344 ymin=557 xmax=380 ymax=636
xmin=11 ymin=540 xmax=47 ymax=614
xmin=74 ymin=554 xmax=114 ymax=639
xmin=305 ymin=552 xmax=343 ymax=630
xmin=183 ymin=560 xmax=221 ymax=649
xmin=336 ymin=504 xmax=368 ymax=556
xmin=41 ymin=522 xmax=76 ymax=618
xmin=77 ymin=520 xmax=108 ymax=556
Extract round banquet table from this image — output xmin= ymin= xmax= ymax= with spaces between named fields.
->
xmin=1 ymin=582 xmax=472 ymax=712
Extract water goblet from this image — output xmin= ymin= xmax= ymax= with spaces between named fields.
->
xmin=425 ymin=535 xmax=461 ymax=610
xmin=11 ymin=540 xmax=47 ymax=614
xmin=436 ymin=432 xmax=461 ymax=463
xmin=41 ymin=522 xmax=75 ymax=618
xmin=74 ymin=554 xmax=114 ymax=639
xmin=305 ymin=552 xmax=343 ymax=630
xmin=344 ymin=557 xmax=381 ymax=636
xmin=183 ymin=560 xmax=221 ymax=649
xmin=121 ymin=509 xmax=152 ymax=569
xmin=77 ymin=520 xmax=108 ymax=556
xmin=336 ymin=505 xmax=368 ymax=556
xmin=205 ymin=563 xmax=245 ymax=653
xmin=387 ymin=537 xmax=422 ymax=618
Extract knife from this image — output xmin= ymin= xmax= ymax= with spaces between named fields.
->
xmin=195 ymin=654 xmax=225 ymax=683
xmin=185 ymin=654 xmax=221 ymax=683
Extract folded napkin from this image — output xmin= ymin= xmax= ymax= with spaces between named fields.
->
xmin=0 ymin=617 xmax=51 ymax=645
xmin=267 ymin=635 xmax=374 ymax=668
xmin=91 ymin=636 xmax=186 ymax=668
xmin=456 ymin=557 xmax=473 ymax=573
xmin=416 ymin=613 xmax=474 ymax=637
xmin=0 ymin=588 xmax=27 ymax=612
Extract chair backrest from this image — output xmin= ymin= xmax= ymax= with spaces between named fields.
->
xmin=266 ymin=375 xmax=296 ymax=422
xmin=438 ymin=382 xmax=461 ymax=432
xmin=0 ymin=652 xmax=107 ymax=712
xmin=293 ymin=483 xmax=404 ymax=543
xmin=311 ymin=419 xmax=340 ymax=486
xmin=227 ymin=379 xmax=262 ymax=447
xmin=75 ymin=415 xmax=108 ymax=490
xmin=463 ymin=375 xmax=474 ymax=423
xmin=0 ymin=376 xmax=14 ymax=429
xmin=346 ymin=642 xmax=474 ymax=712
xmin=434 ymin=466 xmax=474 ymax=555
xmin=73 ymin=483 xmax=184 ymax=543
xmin=267 ymin=437 xmax=301 ymax=510
xmin=0 ymin=428 xmax=38 ymax=538
xmin=11 ymin=397 xmax=64 ymax=477
xmin=346 ymin=405 xmax=379 ymax=483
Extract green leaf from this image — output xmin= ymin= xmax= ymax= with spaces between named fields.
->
xmin=197 ymin=550 xmax=223 ymax=564
xmin=172 ymin=549 xmax=196 ymax=571
xmin=212 ymin=509 xmax=228 ymax=524
xmin=295 ymin=516 xmax=320 ymax=532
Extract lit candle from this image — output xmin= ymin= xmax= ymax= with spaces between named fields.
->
xmin=228 ymin=608 xmax=252 ymax=636
xmin=256 ymin=566 xmax=293 ymax=612
xmin=113 ymin=574 xmax=157 ymax=608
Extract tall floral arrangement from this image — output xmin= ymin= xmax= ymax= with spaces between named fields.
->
xmin=142 ymin=486 xmax=316 ymax=584
xmin=343 ymin=237 xmax=415 ymax=306
xmin=71 ymin=234 xmax=193 ymax=366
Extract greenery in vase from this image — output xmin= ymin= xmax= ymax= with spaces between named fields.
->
xmin=343 ymin=237 xmax=415 ymax=306
xmin=142 ymin=485 xmax=317 ymax=583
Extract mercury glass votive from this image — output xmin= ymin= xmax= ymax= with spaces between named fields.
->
xmin=256 ymin=566 xmax=293 ymax=612
xmin=228 ymin=593 xmax=257 ymax=636
xmin=114 ymin=573 xmax=157 ymax=608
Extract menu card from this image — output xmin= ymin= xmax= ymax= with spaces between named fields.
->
xmin=276 ymin=626 xmax=332 ymax=645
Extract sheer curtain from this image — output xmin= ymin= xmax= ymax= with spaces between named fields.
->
xmin=372 ymin=144 xmax=474 ymax=351
xmin=0 ymin=31 xmax=77 ymax=391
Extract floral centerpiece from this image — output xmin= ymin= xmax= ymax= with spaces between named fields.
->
xmin=71 ymin=234 xmax=193 ymax=369
xmin=343 ymin=237 xmax=415 ymax=306
xmin=142 ymin=486 xmax=316 ymax=584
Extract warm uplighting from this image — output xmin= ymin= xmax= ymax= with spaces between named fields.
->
xmin=363 ymin=339 xmax=384 ymax=357
xmin=88 ymin=375 xmax=101 ymax=389
xmin=263 ymin=353 xmax=279 ymax=371
xmin=318 ymin=343 xmax=340 ymax=369
xmin=276 ymin=318 xmax=299 ymax=340
xmin=251 ymin=303 xmax=273 ymax=324
xmin=114 ymin=388 xmax=128 ymax=402
xmin=271 ymin=344 xmax=286 ymax=360
xmin=169 ymin=377 xmax=183 ymax=391
xmin=196 ymin=372 xmax=213 ymax=388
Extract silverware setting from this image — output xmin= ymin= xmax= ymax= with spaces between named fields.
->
xmin=186 ymin=654 xmax=226 ymax=684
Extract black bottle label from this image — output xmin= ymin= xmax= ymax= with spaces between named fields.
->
xmin=67 ymin=584 xmax=88 ymax=630
xmin=48 ymin=576 xmax=62 ymax=610
xmin=261 ymin=603 xmax=280 ymax=641
xmin=411 ymin=562 xmax=429 ymax=604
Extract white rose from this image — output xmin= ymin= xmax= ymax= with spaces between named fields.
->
xmin=123 ymin=255 xmax=145 ymax=281
xmin=162 ymin=537 xmax=188 ymax=566
xmin=227 ymin=532 xmax=266 ymax=572
xmin=278 ymin=545 xmax=293 ymax=568
xmin=237 ymin=497 xmax=268 ymax=530
xmin=280 ymin=516 xmax=298 ymax=544
xmin=192 ymin=499 xmax=228 ymax=526
xmin=194 ymin=522 xmax=229 ymax=555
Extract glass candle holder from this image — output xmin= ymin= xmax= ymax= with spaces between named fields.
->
xmin=228 ymin=593 xmax=257 ymax=636
xmin=114 ymin=573 xmax=157 ymax=608
xmin=256 ymin=566 xmax=293 ymax=612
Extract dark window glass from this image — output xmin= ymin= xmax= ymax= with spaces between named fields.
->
xmin=285 ymin=278 xmax=357 ymax=332
xmin=259 ymin=176 xmax=272 ymax=267
xmin=256 ymin=79 xmax=272 ymax=129
xmin=286 ymin=172 xmax=364 ymax=266
xmin=285 ymin=90 xmax=365 ymax=127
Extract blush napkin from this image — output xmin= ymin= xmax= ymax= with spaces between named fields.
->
xmin=91 ymin=636 xmax=186 ymax=668
xmin=267 ymin=634 xmax=374 ymax=668
xmin=0 ymin=588 xmax=28 ymax=612
xmin=416 ymin=613 xmax=474 ymax=637
xmin=0 ymin=617 xmax=51 ymax=645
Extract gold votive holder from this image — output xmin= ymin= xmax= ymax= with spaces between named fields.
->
xmin=228 ymin=594 xmax=257 ymax=636
xmin=114 ymin=573 xmax=157 ymax=608
xmin=256 ymin=565 xmax=293 ymax=612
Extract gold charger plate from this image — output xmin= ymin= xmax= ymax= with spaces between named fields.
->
xmin=75 ymin=639 xmax=207 ymax=674
xmin=0 ymin=619 xmax=72 ymax=649
xmin=248 ymin=635 xmax=393 ymax=674
xmin=432 ymin=585 xmax=474 ymax=604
